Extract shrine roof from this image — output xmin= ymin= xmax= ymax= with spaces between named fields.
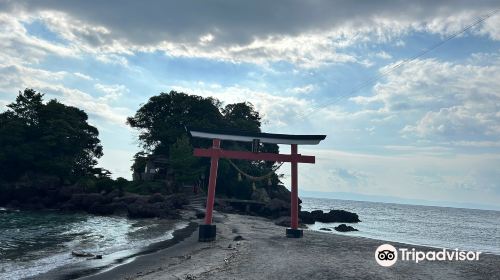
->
xmin=188 ymin=128 xmax=326 ymax=145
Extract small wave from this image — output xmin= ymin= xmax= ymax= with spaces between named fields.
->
xmin=0 ymin=211 xmax=187 ymax=280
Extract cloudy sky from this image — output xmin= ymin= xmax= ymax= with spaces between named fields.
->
xmin=1 ymin=1 xmax=499 ymax=209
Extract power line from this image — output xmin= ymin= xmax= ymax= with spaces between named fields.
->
xmin=296 ymin=8 xmax=500 ymax=120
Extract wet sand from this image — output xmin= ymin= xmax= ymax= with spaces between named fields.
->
xmin=78 ymin=212 xmax=500 ymax=280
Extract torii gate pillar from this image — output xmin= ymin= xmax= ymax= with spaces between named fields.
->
xmin=286 ymin=143 xmax=302 ymax=238
xmin=198 ymin=139 xmax=220 ymax=241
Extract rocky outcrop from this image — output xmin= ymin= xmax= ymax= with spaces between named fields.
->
xmin=195 ymin=210 xmax=205 ymax=219
xmin=274 ymin=216 xmax=292 ymax=227
xmin=71 ymin=250 xmax=103 ymax=260
xmin=334 ymin=224 xmax=358 ymax=232
xmin=65 ymin=193 xmax=112 ymax=211
xmin=251 ymin=187 xmax=271 ymax=203
xmin=211 ymin=185 xmax=361 ymax=228
xmin=124 ymin=194 xmax=187 ymax=219
xmin=2 ymin=186 xmax=189 ymax=220
xmin=300 ymin=209 xmax=360 ymax=224
xmin=262 ymin=198 xmax=290 ymax=218
xmin=148 ymin=193 xmax=165 ymax=203
xmin=299 ymin=211 xmax=315 ymax=224
xmin=210 ymin=184 xmax=309 ymax=221
xmin=265 ymin=185 xmax=290 ymax=202
xmin=72 ymin=250 xmax=96 ymax=257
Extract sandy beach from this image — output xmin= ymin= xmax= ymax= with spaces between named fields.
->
xmin=66 ymin=210 xmax=500 ymax=280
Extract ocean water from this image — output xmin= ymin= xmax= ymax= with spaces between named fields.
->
xmin=302 ymin=197 xmax=500 ymax=255
xmin=1 ymin=200 xmax=498 ymax=279
xmin=0 ymin=209 xmax=185 ymax=279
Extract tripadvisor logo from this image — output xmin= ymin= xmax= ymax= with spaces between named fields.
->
xmin=375 ymin=244 xmax=398 ymax=267
xmin=375 ymin=244 xmax=482 ymax=267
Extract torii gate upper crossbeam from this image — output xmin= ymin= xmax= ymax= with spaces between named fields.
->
xmin=193 ymin=148 xmax=315 ymax=163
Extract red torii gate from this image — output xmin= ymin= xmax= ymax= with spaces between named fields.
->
xmin=190 ymin=128 xmax=326 ymax=241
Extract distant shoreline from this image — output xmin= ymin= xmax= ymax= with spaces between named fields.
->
xmin=299 ymin=193 xmax=500 ymax=212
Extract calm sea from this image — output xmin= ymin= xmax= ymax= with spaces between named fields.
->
xmin=302 ymin=197 xmax=500 ymax=255
xmin=0 ymin=209 xmax=185 ymax=279
xmin=1 ymin=199 xmax=499 ymax=279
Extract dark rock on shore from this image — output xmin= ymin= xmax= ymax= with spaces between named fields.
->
xmin=88 ymin=202 xmax=115 ymax=215
xmin=1 ymin=184 xmax=190 ymax=220
xmin=125 ymin=194 xmax=188 ymax=219
xmin=210 ymin=187 xmax=361 ymax=229
xmin=57 ymin=186 xmax=82 ymax=202
xmin=195 ymin=210 xmax=205 ymax=219
xmin=66 ymin=193 xmax=112 ymax=211
xmin=127 ymin=200 xmax=178 ymax=219
xmin=263 ymin=198 xmax=290 ymax=218
xmin=334 ymin=224 xmax=358 ymax=232
xmin=301 ymin=209 xmax=360 ymax=224
xmin=319 ymin=227 xmax=332 ymax=231
xmin=148 ymin=193 xmax=165 ymax=203
xmin=299 ymin=211 xmax=315 ymax=224
xmin=71 ymin=250 xmax=103 ymax=260
xmin=208 ymin=184 xmax=310 ymax=223
xmin=233 ymin=235 xmax=245 ymax=241
xmin=72 ymin=250 xmax=95 ymax=258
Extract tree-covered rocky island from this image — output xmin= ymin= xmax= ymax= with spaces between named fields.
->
xmin=0 ymin=89 xmax=359 ymax=226
xmin=126 ymin=91 xmax=284 ymax=201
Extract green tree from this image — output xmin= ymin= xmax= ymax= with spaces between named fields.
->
xmin=0 ymin=89 xmax=103 ymax=181
xmin=222 ymin=102 xmax=261 ymax=132
xmin=126 ymin=91 xmax=224 ymax=155
xmin=7 ymin=89 xmax=43 ymax=126
xmin=169 ymin=135 xmax=203 ymax=185
xmin=127 ymin=90 xmax=282 ymax=199
xmin=131 ymin=152 xmax=148 ymax=174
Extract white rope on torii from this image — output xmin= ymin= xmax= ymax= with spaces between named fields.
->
xmin=225 ymin=158 xmax=284 ymax=184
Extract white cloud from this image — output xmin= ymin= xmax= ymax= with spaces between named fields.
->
xmin=199 ymin=33 xmax=214 ymax=45
xmin=0 ymin=63 xmax=67 ymax=93
xmin=329 ymin=167 xmax=369 ymax=188
xmin=451 ymin=140 xmax=500 ymax=147
xmin=375 ymin=51 xmax=392 ymax=59
xmin=383 ymin=145 xmax=452 ymax=156
xmin=402 ymin=106 xmax=500 ymax=140
xmin=95 ymin=53 xmax=129 ymax=67
xmin=0 ymin=1 xmax=499 ymax=206
xmin=153 ymin=31 xmax=360 ymax=68
xmin=0 ymin=99 xmax=9 ymax=109
xmin=352 ymin=57 xmax=500 ymax=142
xmin=95 ymin=83 xmax=129 ymax=102
xmin=36 ymin=84 xmax=130 ymax=126
xmin=480 ymin=13 xmax=500 ymax=40
xmin=288 ymin=147 xmax=500 ymax=205
xmin=1 ymin=2 xmax=499 ymax=68
xmin=170 ymin=84 xmax=312 ymax=128
xmin=287 ymin=84 xmax=315 ymax=94
xmin=0 ymin=63 xmax=130 ymax=126
xmin=73 ymin=72 xmax=93 ymax=80
xmin=0 ymin=12 xmax=79 ymax=65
